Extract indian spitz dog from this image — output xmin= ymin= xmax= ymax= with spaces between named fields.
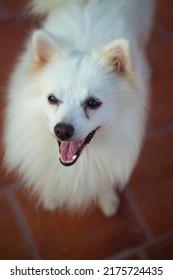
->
xmin=4 ymin=0 xmax=155 ymax=216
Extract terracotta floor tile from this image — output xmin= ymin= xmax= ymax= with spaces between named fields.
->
xmin=0 ymin=18 xmax=37 ymax=97
xmin=146 ymin=236 xmax=173 ymax=260
xmin=16 ymin=190 xmax=146 ymax=260
xmin=0 ymin=196 xmax=31 ymax=259
xmin=156 ymin=0 xmax=173 ymax=34
xmin=129 ymin=131 xmax=173 ymax=236
xmin=2 ymin=0 xmax=27 ymax=13
xmin=148 ymin=41 xmax=173 ymax=126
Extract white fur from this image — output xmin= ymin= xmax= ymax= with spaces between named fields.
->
xmin=4 ymin=0 xmax=155 ymax=216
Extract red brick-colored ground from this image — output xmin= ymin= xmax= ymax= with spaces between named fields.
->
xmin=0 ymin=0 xmax=173 ymax=260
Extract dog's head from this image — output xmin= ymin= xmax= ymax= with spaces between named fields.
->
xmin=30 ymin=30 xmax=135 ymax=166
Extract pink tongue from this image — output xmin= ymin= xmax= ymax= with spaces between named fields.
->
xmin=60 ymin=141 xmax=83 ymax=161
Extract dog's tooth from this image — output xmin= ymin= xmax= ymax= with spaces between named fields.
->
xmin=72 ymin=155 xmax=77 ymax=160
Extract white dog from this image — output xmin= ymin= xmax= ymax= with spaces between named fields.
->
xmin=4 ymin=0 xmax=155 ymax=216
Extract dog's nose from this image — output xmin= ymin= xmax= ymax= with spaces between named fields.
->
xmin=54 ymin=123 xmax=74 ymax=140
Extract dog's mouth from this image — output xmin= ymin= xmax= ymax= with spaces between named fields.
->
xmin=58 ymin=127 xmax=99 ymax=167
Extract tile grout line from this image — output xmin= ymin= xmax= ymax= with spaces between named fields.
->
xmin=138 ymin=250 xmax=149 ymax=260
xmin=0 ymin=183 xmax=17 ymax=195
xmin=0 ymin=1 xmax=8 ymax=20
xmin=0 ymin=181 xmax=23 ymax=197
xmin=0 ymin=2 xmax=23 ymax=21
xmin=123 ymin=187 xmax=152 ymax=260
xmin=107 ymin=247 xmax=146 ymax=260
xmin=148 ymin=21 xmax=173 ymax=48
xmin=108 ymin=229 xmax=173 ymax=260
xmin=124 ymin=188 xmax=154 ymax=240
xmin=155 ymin=21 xmax=173 ymax=40
xmin=4 ymin=187 xmax=42 ymax=260
xmin=146 ymin=123 xmax=173 ymax=139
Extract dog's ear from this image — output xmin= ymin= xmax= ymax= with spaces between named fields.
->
xmin=32 ymin=30 xmax=58 ymax=67
xmin=93 ymin=39 xmax=132 ymax=74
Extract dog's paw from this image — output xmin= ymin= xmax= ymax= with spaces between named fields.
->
xmin=98 ymin=192 xmax=120 ymax=217
xmin=42 ymin=198 xmax=58 ymax=211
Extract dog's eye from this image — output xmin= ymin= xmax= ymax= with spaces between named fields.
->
xmin=87 ymin=98 xmax=102 ymax=109
xmin=48 ymin=95 xmax=58 ymax=105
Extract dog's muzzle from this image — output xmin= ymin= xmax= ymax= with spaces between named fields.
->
xmin=57 ymin=127 xmax=100 ymax=166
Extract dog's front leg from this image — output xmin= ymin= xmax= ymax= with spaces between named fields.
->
xmin=98 ymin=188 xmax=120 ymax=217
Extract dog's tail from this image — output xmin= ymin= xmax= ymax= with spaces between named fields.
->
xmin=30 ymin=0 xmax=86 ymax=15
